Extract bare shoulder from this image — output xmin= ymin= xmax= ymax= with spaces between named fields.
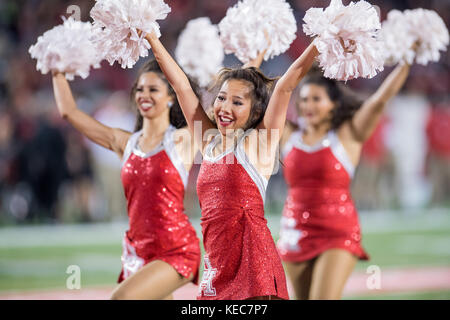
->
xmin=111 ymin=128 xmax=133 ymax=158
xmin=280 ymin=121 xmax=297 ymax=149
xmin=173 ymin=126 xmax=197 ymax=154
xmin=173 ymin=126 xmax=197 ymax=170
xmin=173 ymin=127 xmax=191 ymax=143
xmin=243 ymin=128 xmax=260 ymax=150
xmin=336 ymin=121 xmax=363 ymax=165
xmin=113 ymin=128 xmax=132 ymax=146
xmin=337 ymin=120 xmax=363 ymax=145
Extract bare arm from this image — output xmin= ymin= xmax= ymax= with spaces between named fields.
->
xmin=243 ymin=30 xmax=270 ymax=69
xmin=350 ymin=63 xmax=411 ymax=142
xmin=52 ymin=72 xmax=130 ymax=158
xmin=243 ymin=48 xmax=267 ymax=69
xmin=279 ymin=120 xmax=296 ymax=149
xmin=258 ymin=43 xmax=318 ymax=139
xmin=145 ymin=33 xmax=215 ymax=150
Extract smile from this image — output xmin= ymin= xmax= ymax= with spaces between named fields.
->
xmin=218 ymin=114 xmax=234 ymax=127
xmin=139 ymin=101 xmax=154 ymax=111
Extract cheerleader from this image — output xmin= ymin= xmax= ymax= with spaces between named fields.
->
xmin=277 ymin=61 xmax=412 ymax=299
xmin=51 ymin=59 xmax=201 ymax=300
xmin=144 ymin=28 xmax=318 ymax=299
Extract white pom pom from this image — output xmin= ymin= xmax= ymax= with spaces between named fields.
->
xmin=303 ymin=0 xmax=384 ymax=81
xmin=175 ymin=18 xmax=224 ymax=88
xmin=380 ymin=9 xmax=449 ymax=66
xmin=379 ymin=10 xmax=416 ymax=66
xmin=28 ymin=17 xmax=103 ymax=80
xmin=218 ymin=0 xmax=297 ymax=64
xmin=405 ymin=9 xmax=448 ymax=66
xmin=90 ymin=0 xmax=171 ymax=69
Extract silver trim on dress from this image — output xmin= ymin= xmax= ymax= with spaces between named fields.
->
xmin=121 ymin=125 xmax=189 ymax=188
xmin=283 ymin=130 xmax=355 ymax=178
xmin=202 ymin=130 xmax=268 ymax=203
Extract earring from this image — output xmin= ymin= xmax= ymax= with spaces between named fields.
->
xmin=168 ymin=101 xmax=173 ymax=108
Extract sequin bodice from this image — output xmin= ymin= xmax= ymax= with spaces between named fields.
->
xmin=197 ymin=132 xmax=268 ymax=220
xmin=282 ymin=130 xmax=355 ymax=207
xmin=278 ymin=130 xmax=368 ymax=261
xmin=120 ymin=126 xmax=193 ymax=246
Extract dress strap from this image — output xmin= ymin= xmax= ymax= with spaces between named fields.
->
xmin=235 ymin=129 xmax=269 ymax=204
xmin=328 ymin=131 xmax=355 ymax=178
xmin=121 ymin=130 xmax=142 ymax=167
xmin=163 ymin=125 xmax=189 ymax=188
xmin=203 ymin=133 xmax=234 ymax=162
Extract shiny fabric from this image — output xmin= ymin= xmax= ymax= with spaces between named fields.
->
xmin=278 ymin=132 xmax=369 ymax=262
xmin=118 ymin=131 xmax=200 ymax=284
xmin=197 ymin=150 xmax=289 ymax=300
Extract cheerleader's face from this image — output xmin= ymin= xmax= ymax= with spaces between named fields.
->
xmin=298 ymin=84 xmax=335 ymax=127
xmin=134 ymin=72 xmax=173 ymax=119
xmin=213 ymin=79 xmax=253 ymax=135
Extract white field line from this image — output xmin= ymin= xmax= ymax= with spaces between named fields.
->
xmin=0 ymin=209 xmax=449 ymax=248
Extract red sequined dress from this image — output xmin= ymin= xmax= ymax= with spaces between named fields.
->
xmin=196 ymin=131 xmax=289 ymax=300
xmin=119 ymin=125 xmax=201 ymax=283
xmin=277 ymin=130 xmax=369 ymax=262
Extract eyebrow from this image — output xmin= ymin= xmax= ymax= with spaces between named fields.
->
xmin=218 ymin=91 xmax=244 ymax=100
xmin=137 ymin=85 xmax=160 ymax=88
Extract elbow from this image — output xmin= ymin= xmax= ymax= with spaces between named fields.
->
xmin=274 ymin=81 xmax=295 ymax=95
xmin=59 ymin=110 xmax=70 ymax=120
xmin=60 ymin=112 xmax=68 ymax=120
xmin=58 ymin=108 xmax=74 ymax=121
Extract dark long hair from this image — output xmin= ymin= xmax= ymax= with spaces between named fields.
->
xmin=208 ymin=67 xmax=277 ymax=130
xmin=301 ymin=71 xmax=363 ymax=130
xmin=130 ymin=59 xmax=198 ymax=132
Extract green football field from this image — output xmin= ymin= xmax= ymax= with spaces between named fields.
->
xmin=0 ymin=209 xmax=449 ymax=299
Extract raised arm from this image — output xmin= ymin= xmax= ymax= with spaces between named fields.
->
xmin=243 ymin=48 xmax=267 ymax=69
xmin=350 ymin=62 xmax=411 ymax=142
xmin=52 ymin=72 xmax=130 ymax=158
xmin=258 ymin=43 xmax=318 ymax=138
xmin=145 ymin=33 xmax=215 ymax=148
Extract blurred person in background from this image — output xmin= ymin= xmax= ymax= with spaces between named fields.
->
xmin=352 ymin=116 xmax=396 ymax=210
xmin=1 ymin=81 xmax=70 ymax=223
xmin=385 ymin=76 xmax=431 ymax=209
xmin=425 ymin=102 xmax=450 ymax=207
xmin=0 ymin=109 xmax=16 ymax=221
xmin=277 ymin=57 xmax=414 ymax=299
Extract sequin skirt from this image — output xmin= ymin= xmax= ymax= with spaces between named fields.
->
xmin=197 ymin=208 xmax=289 ymax=300
xmin=277 ymin=190 xmax=369 ymax=262
xmin=117 ymin=230 xmax=201 ymax=285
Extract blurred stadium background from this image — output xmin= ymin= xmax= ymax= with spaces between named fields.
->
xmin=0 ymin=0 xmax=449 ymax=299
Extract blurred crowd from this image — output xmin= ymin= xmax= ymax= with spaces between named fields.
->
xmin=0 ymin=0 xmax=449 ymax=224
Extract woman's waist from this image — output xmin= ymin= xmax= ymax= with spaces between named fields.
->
xmin=283 ymin=199 xmax=358 ymax=218
xmin=125 ymin=222 xmax=199 ymax=250
xmin=128 ymin=214 xmax=197 ymax=238
xmin=200 ymin=204 xmax=265 ymax=221
xmin=127 ymin=199 xmax=186 ymax=219
xmin=125 ymin=188 xmax=185 ymax=207
xmin=286 ymin=187 xmax=353 ymax=203
xmin=200 ymin=209 xmax=273 ymax=250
